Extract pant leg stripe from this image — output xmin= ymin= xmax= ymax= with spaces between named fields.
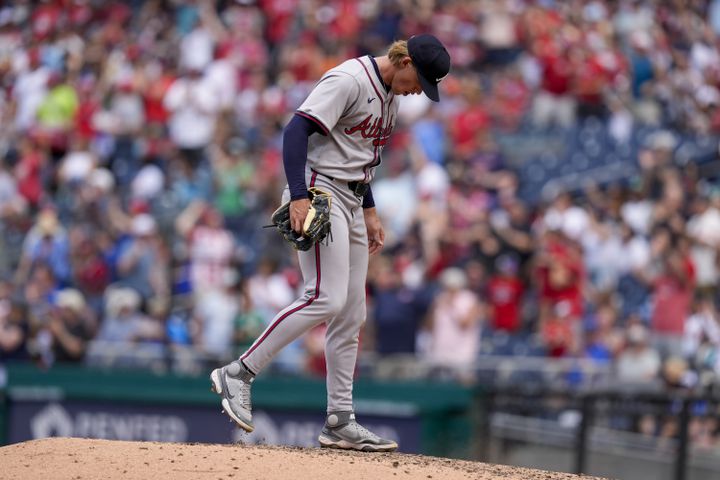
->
xmin=241 ymin=173 xmax=321 ymax=360
xmin=241 ymin=242 xmax=322 ymax=360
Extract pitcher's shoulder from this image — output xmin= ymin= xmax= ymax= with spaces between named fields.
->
xmin=325 ymin=57 xmax=368 ymax=81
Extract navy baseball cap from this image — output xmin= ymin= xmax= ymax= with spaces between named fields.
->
xmin=407 ymin=34 xmax=451 ymax=102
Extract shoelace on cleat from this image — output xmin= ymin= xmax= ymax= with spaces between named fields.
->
xmin=239 ymin=381 xmax=252 ymax=410
xmin=344 ymin=421 xmax=380 ymax=441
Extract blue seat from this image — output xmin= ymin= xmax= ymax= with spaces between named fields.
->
xmin=511 ymin=123 xmax=693 ymax=202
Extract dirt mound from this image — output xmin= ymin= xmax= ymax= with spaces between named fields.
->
xmin=0 ymin=438 xmax=605 ymax=480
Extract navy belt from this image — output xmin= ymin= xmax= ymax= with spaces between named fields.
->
xmin=311 ymin=169 xmax=369 ymax=197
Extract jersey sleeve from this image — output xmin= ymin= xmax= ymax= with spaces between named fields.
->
xmin=296 ymin=73 xmax=359 ymax=134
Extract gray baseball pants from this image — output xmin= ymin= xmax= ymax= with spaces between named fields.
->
xmin=240 ymin=169 xmax=368 ymax=413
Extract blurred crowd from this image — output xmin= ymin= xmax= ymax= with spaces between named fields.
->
xmin=1 ymin=0 xmax=720 ymax=426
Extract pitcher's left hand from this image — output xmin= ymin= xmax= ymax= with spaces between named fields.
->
xmin=364 ymin=207 xmax=385 ymax=255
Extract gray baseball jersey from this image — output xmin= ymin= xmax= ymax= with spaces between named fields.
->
xmin=239 ymin=55 xmax=399 ymax=414
xmin=296 ymin=56 xmax=399 ymax=183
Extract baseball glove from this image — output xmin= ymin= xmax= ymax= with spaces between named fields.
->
xmin=268 ymin=187 xmax=332 ymax=251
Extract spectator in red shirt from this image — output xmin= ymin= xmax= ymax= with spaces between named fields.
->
xmin=259 ymin=0 xmax=298 ymax=45
xmin=531 ymin=40 xmax=576 ymax=129
xmin=487 ymin=254 xmax=524 ymax=333
xmin=650 ymin=242 xmax=696 ymax=356
xmin=450 ymin=80 xmax=490 ymax=158
xmin=14 ymin=136 xmax=46 ymax=210
xmin=279 ymin=33 xmax=325 ymax=83
xmin=541 ymin=300 xmax=578 ymax=358
xmin=31 ymin=1 xmax=62 ymax=40
xmin=488 ymin=66 xmax=531 ymax=132
xmin=142 ymin=62 xmax=176 ymax=128
xmin=73 ymin=78 xmax=101 ymax=141
xmin=534 ymin=229 xmax=585 ymax=323
xmin=572 ymin=47 xmax=609 ymax=119
xmin=70 ymin=229 xmax=111 ymax=315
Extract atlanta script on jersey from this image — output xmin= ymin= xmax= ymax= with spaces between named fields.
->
xmin=296 ymin=56 xmax=399 ymax=184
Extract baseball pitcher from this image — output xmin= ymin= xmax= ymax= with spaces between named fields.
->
xmin=211 ymin=34 xmax=451 ymax=452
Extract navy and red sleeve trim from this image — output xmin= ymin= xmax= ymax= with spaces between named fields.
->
xmin=283 ymin=114 xmax=324 ymax=200
xmin=362 ymin=185 xmax=375 ymax=209
xmin=295 ymin=111 xmax=330 ymax=136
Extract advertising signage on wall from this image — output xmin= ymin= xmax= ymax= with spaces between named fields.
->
xmin=7 ymin=400 xmax=421 ymax=452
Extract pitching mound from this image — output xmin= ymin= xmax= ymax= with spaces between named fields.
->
xmin=1 ymin=438 xmax=605 ymax=480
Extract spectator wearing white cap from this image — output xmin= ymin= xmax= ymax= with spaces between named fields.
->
xmin=58 ymin=136 xmax=97 ymax=186
xmin=543 ymin=191 xmax=590 ymax=243
xmin=72 ymin=167 xmax=116 ymax=229
xmin=422 ymin=267 xmax=484 ymax=376
xmin=96 ymin=287 xmax=163 ymax=344
xmin=616 ymin=323 xmax=661 ymax=384
xmin=30 ymin=288 xmax=95 ymax=366
xmin=130 ymin=163 xmax=165 ymax=202
xmin=52 ymin=288 xmax=95 ymax=357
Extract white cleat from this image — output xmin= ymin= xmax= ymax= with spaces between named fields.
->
xmin=318 ymin=412 xmax=398 ymax=452
xmin=210 ymin=361 xmax=255 ymax=432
